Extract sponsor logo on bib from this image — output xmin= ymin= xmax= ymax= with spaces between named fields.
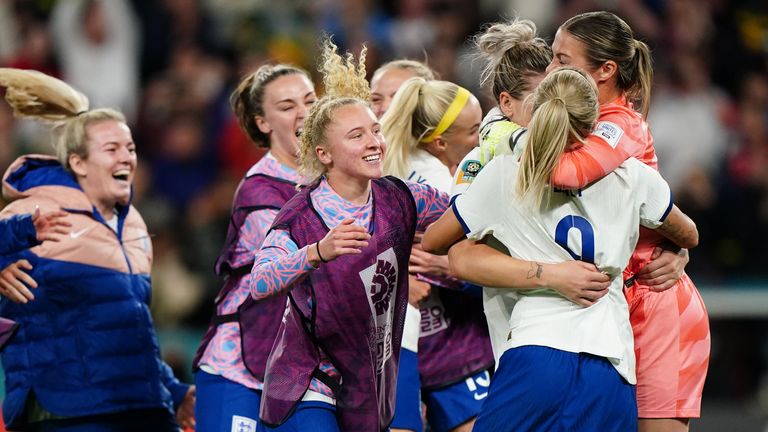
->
xmin=359 ymin=248 xmax=398 ymax=374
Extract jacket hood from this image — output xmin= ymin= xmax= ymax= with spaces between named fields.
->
xmin=2 ymin=155 xmax=81 ymax=199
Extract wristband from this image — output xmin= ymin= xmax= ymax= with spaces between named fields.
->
xmin=316 ymin=242 xmax=329 ymax=263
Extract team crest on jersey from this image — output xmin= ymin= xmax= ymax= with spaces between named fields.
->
xmin=359 ymin=247 xmax=398 ymax=373
xmin=592 ymin=121 xmax=624 ymax=148
xmin=231 ymin=415 xmax=257 ymax=432
xmin=456 ymin=159 xmax=482 ymax=185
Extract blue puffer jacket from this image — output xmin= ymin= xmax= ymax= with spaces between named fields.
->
xmin=0 ymin=155 xmax=189 ymax=429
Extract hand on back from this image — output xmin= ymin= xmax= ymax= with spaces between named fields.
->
xmin=545 ymin=261 xmax=611 ymax=307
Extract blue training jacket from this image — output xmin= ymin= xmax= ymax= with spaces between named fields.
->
xmin=0 ymin=155 xmax=189 ymax=429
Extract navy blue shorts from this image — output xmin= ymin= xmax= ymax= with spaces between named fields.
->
xmin=195 ymin=369 xmax=262 ymax=432
xmin=473 ymin=346 xmax=637 ymax=432
xmin=257 ymin=401 xmax=338 ymax=432
xmin=423 ymin=369 xmax=491 ymax=432
xmin=391 ymin=348 xmax=422 ymax=431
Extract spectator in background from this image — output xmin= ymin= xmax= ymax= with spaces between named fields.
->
xmin=4 ymin=22 xmax=58 ymax=78
xmin=647 ymin=50 xmax=729 ymax=278
xmin=718 ymin=71 xmax=768 ymax=276
xmin=130 ymin=0 xmax=219 ymax=84
xmin=50 ymin=0 xmax=140 ymax=122
xmin=649 ymin=50 xmax=728 ymax=201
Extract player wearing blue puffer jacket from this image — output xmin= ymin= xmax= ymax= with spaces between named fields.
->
xmin=0 ymin=68 xmax=194 ymax=432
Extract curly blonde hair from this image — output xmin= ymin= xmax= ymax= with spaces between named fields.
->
xmin=0 ymin=68 xmax=126 ymax=171
xmin=298 ymin=38 xmax=370 ymax=180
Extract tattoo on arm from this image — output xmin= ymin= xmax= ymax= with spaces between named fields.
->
xmin=658 ymin=218 xmax=696 ymax=248
xmin=527 ymin=262 xmax=543 ymax=280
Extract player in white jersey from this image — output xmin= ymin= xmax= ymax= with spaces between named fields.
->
xmin=381 ymin=77 xmax=491 ymax=432
xmin=451 ymin=18 xmax=550 ymax=197
xmin=450 ymin=19 xmax=551 ymax=365
xmin=422 ymin=67 xmax=699 ymax=431
xmin=370 ymin=59 xmax=436 ymax=432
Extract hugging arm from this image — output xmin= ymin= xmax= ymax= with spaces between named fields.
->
xmin=448 ymin=240 xmax=611 ymax=307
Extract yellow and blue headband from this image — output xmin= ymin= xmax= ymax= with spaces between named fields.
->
xmin=420 ymin=87 xmax=471 ymax=143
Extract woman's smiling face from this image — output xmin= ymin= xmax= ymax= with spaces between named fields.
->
xmin=318 ymin=103 xmax=387 ymax=183
xmin=69 ymin=120 xmax=137 ymax=215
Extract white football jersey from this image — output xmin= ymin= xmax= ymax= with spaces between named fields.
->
xmin=453 ymin=155 xmax=672 ymax=383
xmin=401 ymin=149 xmax=454 ymax=352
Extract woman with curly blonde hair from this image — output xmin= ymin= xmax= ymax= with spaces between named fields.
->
xmin=246 ymin=38 xmax=451 ymax=431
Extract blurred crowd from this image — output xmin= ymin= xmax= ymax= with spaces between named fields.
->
xmin=0 ymin=0 xmax=766 ymax=382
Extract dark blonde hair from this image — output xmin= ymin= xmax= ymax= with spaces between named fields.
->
xmin=298 ymin=38 xmax=370 ymax=180
xmin=0 ymin=68 xmax=126 ymax=170
xmin=476 ymin=18 xmax=552 ymax=101
xmin=371 ymin=59 xmax=436 ymax=84
xmin=381 ymin=78 xmax=465 ymax=178
xmin=560 ymin=11 xmax=653 ymax=118
xmin=230 ymin=64 xmax=312 ymax=147
xmin=517 ymin=67 xmax=599 ymax=208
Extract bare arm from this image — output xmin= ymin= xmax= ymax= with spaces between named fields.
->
xmin=635 ymin=205 xmax=697 ymax=291
xmin=655 ymin=205 xmax=698 ymax=249
xmin=448 ymin=240 xmax=611 ymax=307
xmin=421 ymin=208 xmax=466 ymax=255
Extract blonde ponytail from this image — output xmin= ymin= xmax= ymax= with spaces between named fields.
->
xmin=380 ymin=79 xmax=466 ymax=179
xmin=517 ymin=68 xmax=599 ymax=208
xmin=381 ymin=77 xmax=427 ymax=178
xmin=0 ymin=68 xmax=126 ymax=170
xmin=0 ymin=68 xmax=88 ymax=121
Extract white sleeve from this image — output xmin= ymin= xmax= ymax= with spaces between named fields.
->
xmin=634 ymin=161 xmax=673 ymax=229
xmin=451 ymin=147 xmax=485 ymax=197
xmin=452 ymin=156 xmax=507 ymax=241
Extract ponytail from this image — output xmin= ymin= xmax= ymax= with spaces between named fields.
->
xmin=517 ymin=67 xmax=599 ymax=208
xmin=380 ymin=79 xmax=466 ymax=179
xmin=0 ymin=68 xmax=126 ymax=170
xmin=627 ymin=39 xmax=653 ymax=118
xmin=381 ymin=78 xmax=427 ymax=178
xmin=518 ymin=99 xmax=571 ymax=208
